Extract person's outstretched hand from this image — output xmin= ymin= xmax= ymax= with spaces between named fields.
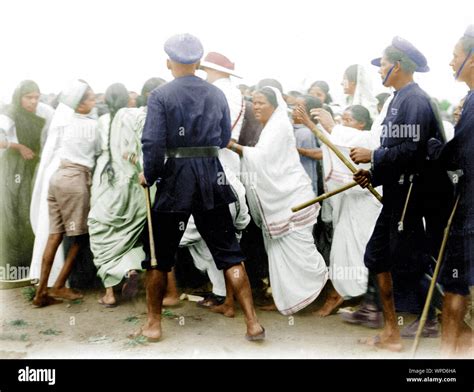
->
xmin=353 ymin=169 xmax=371 ymax=189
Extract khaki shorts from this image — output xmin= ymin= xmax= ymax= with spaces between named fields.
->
xmin=48 ymin=160 xmax=92 ymax=236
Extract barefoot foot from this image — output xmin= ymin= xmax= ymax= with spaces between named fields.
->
xmin=358 ymin=333 xmax=403 ymax=352
xmin=162 ymin=296 xmax=180 ymax=307
xmin=313 ymin=295 xmax=344 ymax=317
xmin=210 ymin=303 xmax=235 ymax=318
xmin=129 ymin=319 xmax=162 ymax=342
xmin=48 ymin=287 xmax=83 ymax=301
xmin=33 ymin=294 xmax=63 ymax=308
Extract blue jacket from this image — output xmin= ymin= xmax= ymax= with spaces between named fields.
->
xmin=142 ymin=75 xmax=236 ymax=212
xmin=429 ymin=90 xmax=474 ymax=229
xmin=371 ymin=83 xmax=442 ymax=207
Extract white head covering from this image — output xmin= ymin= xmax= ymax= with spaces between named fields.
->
xmin=348 ymin=65 xmax=379 ymax=119
xmin=59 ymin=80 xmax=89 ymax=110
xmin=241 ymin=86 xmax=317 ymax=234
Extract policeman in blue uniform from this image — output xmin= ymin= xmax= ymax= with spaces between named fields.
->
xmin=137 ymin=33 xmax=264 ymax=342
xmin=351 ymin=37 xmax=443 ymax=350
xmin=428 ymin=25 xmax=473 ymax=356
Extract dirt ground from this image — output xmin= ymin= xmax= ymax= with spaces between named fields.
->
xmin=0 ymin=285 xmax=460 ymax=360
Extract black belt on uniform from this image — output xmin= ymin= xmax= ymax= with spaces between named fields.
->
xmin=165 ymin=146 xmax=220 ymax=158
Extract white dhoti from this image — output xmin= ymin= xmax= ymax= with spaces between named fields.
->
xmin=179 ymin=149 xmax=249 ymax=296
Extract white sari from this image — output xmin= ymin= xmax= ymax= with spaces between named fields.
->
xmin=319 ymin=96 xmax=392 ymax=298
xmin=347 ymin=64 xmax=381 ymax=120
xmin=241 ymin=87 xmax=328 ymax=315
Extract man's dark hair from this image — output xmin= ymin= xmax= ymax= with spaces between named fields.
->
xmin=347 ymin=104 xmax=372 ymax=130
xmin=308 ymin=80 xmax=333 ymax=104
xmin=137 ymin=77 xmax=167 ymax=107
xmin=301 ymin=94 xmax=322 ymax=114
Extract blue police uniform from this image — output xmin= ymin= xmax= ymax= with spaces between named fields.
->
xmin=142 ymin=75 xmax=236 ymax=212
xmin=140 ymin=34 xmax=244 ymax=272
xmin=429 ymin=90 xmax=474 ymax=295
xmin=365 ymin=82 xmax=441 ymax=276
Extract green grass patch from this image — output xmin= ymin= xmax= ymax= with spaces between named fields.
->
xmin=9 ymin=319 xmax=28 ymax=327
xmin=162 ymin=309 xmax=175 ymax=318
xmin=126 ymin=335 xmax=148 ymax=347
xmin=40 ymin=329 xmax=61 ymax=336
xmin=21 ymin=286 xmax=36 ymax=302
xmin=124 ymin=316 xmax=139 ymax=324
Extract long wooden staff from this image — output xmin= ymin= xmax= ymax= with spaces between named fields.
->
xmin=410 ymin=169 xmax=464 ymax=357
xmin=143 ymin=187 xmax=158 ymax=268
xmin=292 ymin=181 xmax=358 ymax=212
xmin=308 ymin=126 xmax=383 ymax=203
xmin=410 ymin=194 xmax=460 ymax=358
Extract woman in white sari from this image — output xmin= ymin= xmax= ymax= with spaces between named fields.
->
xmin=342 ymin=64 xmax=380 ymax=119
xmin=88 ymin=83 xmax=147 ymax=307
xmin=295 ymin=97 xmax=391 ymax=316
xmin=227 ymin=87 xmax=328 ymax=315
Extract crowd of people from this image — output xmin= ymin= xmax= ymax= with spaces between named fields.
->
xmin=0 ymin=26 xmax=472 ymax=356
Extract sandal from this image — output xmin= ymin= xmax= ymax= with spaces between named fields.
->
xmin=245 ymin=326 xmax=265 ymax=342
xmin=98 ymin=298 xmax=117 ymax=308
xmin=197 ymin=293 xmax=225 ymax=308
xmin=122 ymin=271 xmax=139 ymax=300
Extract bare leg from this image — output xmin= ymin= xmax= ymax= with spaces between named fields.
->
xmin=314 ymin=283 xmax=344 ymax=317
xmin=163 ymin=268 xmax=180 ymax=307
xmin=131 ymin=269 xmax=166 ymax=341
xmin=441 ymin=292 xmax=469 ymax=357
xmin=211 ymin=276 xmax=235 ymax=317
xmin=49 ymin=238 xmax=83 ymax=300
xmin=99 ymin=287 xmax=116 ymax=306
xmin=457 ymin=322 xmax=473 ymax=357
xmin=33 ymin=233 xmax=64 ymax=307
xmin=224 ymin=263 xmax=264 ymax=339
xmin=360 ymin=272 xmax=402 ymax=351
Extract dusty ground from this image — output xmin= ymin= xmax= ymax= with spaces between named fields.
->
xmin=0 ymin=285 xmax=458 ymax=359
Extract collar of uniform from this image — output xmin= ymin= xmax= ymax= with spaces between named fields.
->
xmin=175 ymin=74 xmax=200 ymax=80
xmin=394 ymin=81 xmax=416 ymax=95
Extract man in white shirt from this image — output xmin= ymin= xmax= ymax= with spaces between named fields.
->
xmin=33 ymin=81 xmax=100 ymax=307
xmin=200 ymin=52 xmax=245 ymax=176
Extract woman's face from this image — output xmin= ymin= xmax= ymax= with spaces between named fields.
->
xmin=76 ymin=89 xmax=96 ymax=114
xmin=342 ymin=110 xmax=365 ymax=131
xmin=21 ymin=91 xmax=40 ymax=113
xmin=309 ymin=86 xmax=326 ymax=103
xmin=253 ymin=92 xmax=275 ymax=125
xmin=342 ymin=76 xmax=356 ymax=96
